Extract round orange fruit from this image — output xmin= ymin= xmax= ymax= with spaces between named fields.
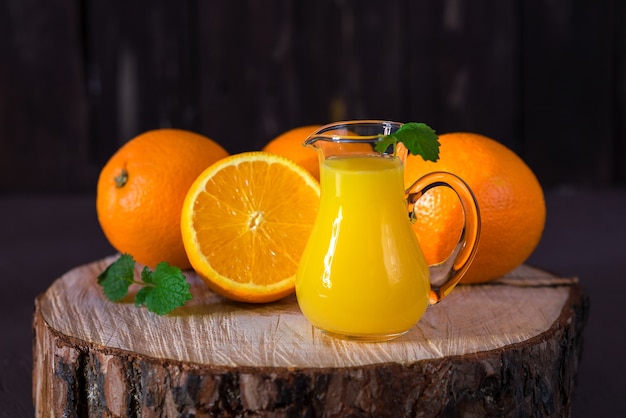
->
xmin=262 ymin=125 xmax=323 ymax=180
xmin=97 ymin=128 xmax=229 ymax=269
xmin=181 ymin=152 xmax=320 ymax=303
xmin=404 ymin=132 xmax=546 ymax=283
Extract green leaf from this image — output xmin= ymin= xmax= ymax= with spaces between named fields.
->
xmin=134 ymin=286 xmax=150 ymax=308
xmin=374 ymin=135 xmax=397 ymax=155
xmin=141 ymin=266 xmax=154 ymax=284
xmin=134 ymin=262 xmax=192 ymax=315
xmin=375 ymin=122 xmax=440 ymax=162
xmin=98 ymin=256 xmax=192 ymax=315
xmin=97 ymin=254 xmax=135 ymax=301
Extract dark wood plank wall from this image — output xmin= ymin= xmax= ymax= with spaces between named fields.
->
xmin=1 ymin=0 xmax=624 ymax=193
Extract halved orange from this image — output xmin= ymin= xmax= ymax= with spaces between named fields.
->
xmin=181 ymin=152 xmax=320 ymax=303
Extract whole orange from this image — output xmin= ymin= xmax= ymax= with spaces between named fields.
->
xmin=262 ymin=125 xmax=322 ymax=180
xmin=97 ymin=129 xmax=229 ymax=269
xmin=404 ymin=132 xmax=545 ymax=283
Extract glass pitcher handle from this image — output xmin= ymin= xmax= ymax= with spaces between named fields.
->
xmin=406 ymin=171 xmax=481 ymax=305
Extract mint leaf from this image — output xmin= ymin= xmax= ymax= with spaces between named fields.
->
xmin=141 ymin=265 xmax=153 ymax=284
xmin=134 ymin=262 xmax=192 ymax=315
xmin=375 ymin=122 xmax=440 ymax=162
xmin=134 ymin=266 xmax=154 ymax=307
xmin=98 ymin=255 xmax=191 ymax=315
xmin=97 ymin=253 xmax=135 ymax=301
xmin=374 ymin=135 xmax=397 ymax=155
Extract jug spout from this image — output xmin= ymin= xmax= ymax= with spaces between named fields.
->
xmin=303 ymin=120 xmax=404 ymax=160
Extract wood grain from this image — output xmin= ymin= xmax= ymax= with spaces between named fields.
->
xmin=38 ymin=255 xmax=568 ymax=367
xmin=33 ymin=255 xmax=588 ymax=416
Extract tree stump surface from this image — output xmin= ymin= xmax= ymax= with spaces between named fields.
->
xmin=32 ymin=255 xmax=589 ymax=417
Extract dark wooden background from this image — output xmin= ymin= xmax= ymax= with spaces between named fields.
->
xmin=1 ymin=0 xmax=624 ymax=193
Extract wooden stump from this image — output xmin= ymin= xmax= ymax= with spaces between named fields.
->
xmin=33 ymin=256 xmax=589 ymax=417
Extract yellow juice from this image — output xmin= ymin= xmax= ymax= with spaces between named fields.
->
xmin=295 ymin=155 xmax=430 ymax=339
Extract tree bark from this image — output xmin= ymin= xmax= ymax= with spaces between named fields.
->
xmin=33 ymin=256 xmax=589 ymax=417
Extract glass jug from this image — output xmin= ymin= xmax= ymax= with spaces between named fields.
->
xmin=295 ymin=120 xmax=481 ymax=341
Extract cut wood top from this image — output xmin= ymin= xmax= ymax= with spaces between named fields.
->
xmin=37 ymin=255 xmax=577 ymax=369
